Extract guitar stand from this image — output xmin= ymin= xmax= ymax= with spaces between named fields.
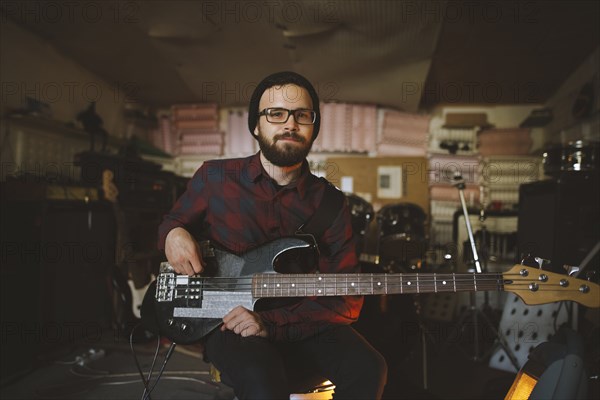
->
xmin=445 ymin=174 xmax=520 ymax=369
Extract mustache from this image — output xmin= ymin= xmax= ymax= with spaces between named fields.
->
xmin=274 ymin=132 xmax=306 ymax=143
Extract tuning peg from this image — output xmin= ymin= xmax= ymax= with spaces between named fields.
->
xmin=534 ymin=257 xmax=551 ymax=269
xmin=585 ymin=270 xmax=597 ymax=282
xmin=564 ymin=264 xmax=580 ymax=276
xmin=520 ymin=254 xmax=538 ymax=267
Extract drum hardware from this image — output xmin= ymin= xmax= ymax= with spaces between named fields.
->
xmin=375 ymin=203 xmax=428 ymax=272
xmin=446 ymin=173 xmax=520 ymax=368
xmin=542 ymin=140 xmax=599 ymax=177
xmin=345 ymin=193 xmax=375 ymax=258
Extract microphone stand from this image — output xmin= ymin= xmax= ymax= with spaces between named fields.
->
xmin=449 ymin=174 xmax=519 ymax=369
xmin=454 ymin=174 xmax=481 ymax=273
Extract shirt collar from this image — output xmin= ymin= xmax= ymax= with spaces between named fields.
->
xmin=245 ymin=152 xmax=263 ymax=182
xmin=245 ymin=152 xmax=314 ymax=199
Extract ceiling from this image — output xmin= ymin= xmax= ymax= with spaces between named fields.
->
xmin=3 ymin=0 xmax=599 ymax=112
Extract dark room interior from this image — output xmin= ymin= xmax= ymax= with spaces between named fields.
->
xmin=1 ymin=1 xmax=599 ymax=399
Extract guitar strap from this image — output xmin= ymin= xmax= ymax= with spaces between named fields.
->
xmin=297 ymin=178 xmax=346 ymax=245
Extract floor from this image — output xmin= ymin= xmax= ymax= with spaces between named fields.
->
xmin=1 ymin=295 xmax=597 ymax=400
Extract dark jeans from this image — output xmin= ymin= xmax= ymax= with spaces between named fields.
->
xmin=204 ymin=325 xmax=387 ymax=400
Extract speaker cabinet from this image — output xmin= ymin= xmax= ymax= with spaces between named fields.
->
xmin=517 ymin=172 xmax=599 ymax=273
xmin=1 ymin=193 xmax=114 ymax=381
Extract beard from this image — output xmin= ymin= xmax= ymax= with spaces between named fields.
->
xmin=256 ymin=131 xmax=313 ymax=167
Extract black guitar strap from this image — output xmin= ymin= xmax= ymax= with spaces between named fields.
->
xmin=297 ymin=178 xmax=346 ymax=244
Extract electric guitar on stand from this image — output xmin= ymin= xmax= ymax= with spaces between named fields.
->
xmin=102 ymin=170 xmax=155 ymax=328
xmin=141 ymin=236 xmax=600 ymax=344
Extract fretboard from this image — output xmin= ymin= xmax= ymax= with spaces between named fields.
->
xmin=252 ymin=272 xmax=506 ymax=298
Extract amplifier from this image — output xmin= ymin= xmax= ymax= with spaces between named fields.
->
xmin=74 ymin=151 xmax=181 ymax=210
xmin=517 ymin=172 xmax=599 ymax=273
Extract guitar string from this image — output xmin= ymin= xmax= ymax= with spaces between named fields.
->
xmin=167 ymin=276 xmax=586 ymax=292
xmin=171 ymin=274 xmax=564 ymax=285
xmin=168 ymin=275 xmax=578 ymax=284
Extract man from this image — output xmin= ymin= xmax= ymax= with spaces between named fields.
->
xmin=158 ymin=71 xmax=387 ymax=399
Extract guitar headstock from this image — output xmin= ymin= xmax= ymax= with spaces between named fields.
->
xmin=503 ymin=265 xmax=599 ymax=308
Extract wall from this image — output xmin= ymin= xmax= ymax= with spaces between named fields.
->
xmin=0 ymin=20 xmax=137 ymax=180
xmin=542 ymin=46 xmax=600 ymax=145
xmin=0 ymin=20 xmax=132 ymax=133
xmin=323 ymin=156 xmax=430 ymax=214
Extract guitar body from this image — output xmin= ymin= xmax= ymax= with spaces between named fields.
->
xmin=141 ymin=236 xmax=317 ymax=344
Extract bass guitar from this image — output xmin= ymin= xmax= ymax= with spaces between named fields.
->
xmin=141 ymin=236 xmax=599 ymax=344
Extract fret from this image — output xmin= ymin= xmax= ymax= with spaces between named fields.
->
xmin=416 ymin=273 xmax=420 ymax=294
xmin=423 ymin=274 xmax=434 ymax=294
xmin=334 ymin=274 xmax=337 ymax=296
xmin=287 ymin=275 xmax=293 ymax=297
xmin=259 ymin=274 xmax=269 ymax=297
xmin=348 ymin=274 xmax=357 ymax=295
xmin=385 ymin=274 xmax=388 ymax=295
xmin=434 ymin=273 xmax=437 ymax=293
xmin=258 ymin=275 xmax=264 ymax=297
xmin=453 ymin=273 xmax=456 ymax=292
xmin=344 ymin=275 xmax=349 ymax=295
xmin=354 ymin=275 xmax=361 ymax=295
xmin=278 ymin=275 xmax=283 ymax=296
xmin=436 ymin=274 xmax=454 ymax=293
xmin=408 ymin=274 xmax=417 ymax=293
xmin=372 ymin=274 xmax=385 ymax=295
xmin=354 ymin=275 xmax=362 ymax=295
xmin=326 ymin=275 xmax=336 ymax=296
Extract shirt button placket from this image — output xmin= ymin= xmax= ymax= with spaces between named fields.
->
xmin=269 ymin=192 xmax=280 ymax=236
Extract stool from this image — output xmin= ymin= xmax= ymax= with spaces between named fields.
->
xmin=210 ymin=364 xmax=335 ymax=400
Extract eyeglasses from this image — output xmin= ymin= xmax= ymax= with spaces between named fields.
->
xmin=258 ymin=108 xmax=316 ymax=125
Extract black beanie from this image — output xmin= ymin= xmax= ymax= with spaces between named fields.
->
xmin=248 ymin=71 xmax=321 ymax=141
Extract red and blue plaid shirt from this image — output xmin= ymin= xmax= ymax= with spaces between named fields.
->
xmin=158 ymin=152 xmax=362 ymax=340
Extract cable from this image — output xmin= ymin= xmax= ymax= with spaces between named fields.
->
xmin=128 ymin=322 xmax=180 ymax=400
xmin=142 ymin=341 xmax=177 ymax=400
xmin=100 ymin=375 xmax=211 ymax=386
xmin=129 ymin=322 xmax=160 ymax=400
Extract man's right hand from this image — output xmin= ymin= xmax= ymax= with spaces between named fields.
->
xmin=164 ymin=227 xmax=204 ymax=275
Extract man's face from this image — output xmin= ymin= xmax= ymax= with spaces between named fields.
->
xmin=254 ymin=84 xmax=315 ymax=167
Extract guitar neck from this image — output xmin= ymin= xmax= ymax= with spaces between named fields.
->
xmin=252 ymin=272 xmax=504 ymax=298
